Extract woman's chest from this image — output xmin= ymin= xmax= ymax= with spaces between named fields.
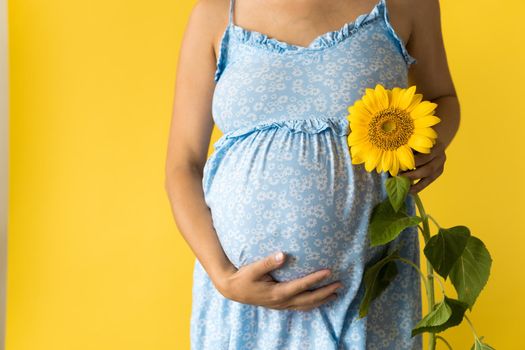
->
xmin=211 ymin=23 xmax=410 ymax=133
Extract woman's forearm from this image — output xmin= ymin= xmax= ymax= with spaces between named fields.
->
xmin=429 ymin=95 xmax=461 ymax=150
xmin=165 ymin=165 xmax=235 ymax=291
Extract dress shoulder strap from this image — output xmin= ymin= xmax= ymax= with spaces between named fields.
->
xmin=228 ymin=0 xmax=235 ymax=26
xmin=214 ymin=0 xmax=235 ymax=82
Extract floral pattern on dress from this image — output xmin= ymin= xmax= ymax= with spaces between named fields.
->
xmin=191 ymin=0 xmax=422 ymax=348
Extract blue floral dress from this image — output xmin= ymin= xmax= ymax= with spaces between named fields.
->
xmin=191 ymin=0 xmax=422 ymax=348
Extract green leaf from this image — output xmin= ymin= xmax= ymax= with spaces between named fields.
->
xmin=368 ymin=198 xmax=422 ymax=247
xmin=470 ymin=336 xmax=496 ymax=350
xmin=423 ymin=225 xmax=471 ymax=279
xmin=411 ymin=296 xmax=469 ymax=337
xmin=411 ymin=299 xmax=451 ymax=336
xmin=358 ymin=249 xmax=400 ymax=318
xmin=442 ymin=297 xmax=470 ymax=327
xmin=449 ymin=236 xmax=492 ymax=309
xmin=385 ymin=175 xmax=411 ymax=212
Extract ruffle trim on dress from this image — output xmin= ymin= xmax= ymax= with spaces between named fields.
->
xmin=379 ymin=0 xmax=417 ymax=67
xmin=212 ymin=117 xmax=350 ymax=151
xmin=214 ymin=24 xmax=231 ymax=82
xmin=214 ymin=0 xmax=416 ymax=79
xmin=202 ymin=117 xmax=349 ymax=195
xmin=229 ymin=1 xmax=384 ymax=53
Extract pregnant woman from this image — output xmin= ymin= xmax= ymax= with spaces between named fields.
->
xmin=165 ymin=0 xmax=459 ymax=348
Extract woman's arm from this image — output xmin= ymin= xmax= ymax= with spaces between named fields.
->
xmin=164 ymin=0 xmax=341 ymax=311
xmin=401 ymin=0 xmax=461 ymax=193
xmin=165 ymin=0 xmax=230 ymax=288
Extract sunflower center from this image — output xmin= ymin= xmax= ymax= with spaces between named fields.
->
xmin=381 ymin=120 xmax=396 ymax=133
xmin=368 ymin=107 xmax=414 ymax=151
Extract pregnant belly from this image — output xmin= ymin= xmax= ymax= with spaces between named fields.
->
xmin=203 ymin=122 xmax=385 ymax=285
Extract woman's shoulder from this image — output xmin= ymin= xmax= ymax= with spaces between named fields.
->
xmin=186 ymin=0 xmax=230 ymax=62
xmin=385 ymin=0 xmax=440 ymax=53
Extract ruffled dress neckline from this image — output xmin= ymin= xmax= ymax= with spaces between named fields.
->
xmin=213 ymin=0 xmax=416 ymax=81
xmin=229 ymin=0 xmax=385 ymax=53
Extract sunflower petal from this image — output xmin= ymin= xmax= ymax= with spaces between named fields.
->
xmin=350 ymin=141 xmax=371 ymax=159
xmin=390 ymin=87 xmax=402 ymax=108
xmin=408 ymin=134 xmax=434 ymax=149
xmin=376 ymin=161 xmax=382 ymax=173
xmin=354 ymin=140 xmax=372 ymax=151
xmin=351 ymin=155 xmax=364 ymax=164
xmin=406 ymin=93 xmax=423 ymax=112
xmin=414 ymin=127 xmax=438 ymax=139
xmin=348 ymin=120 xmax=368 ymax=130
xmin=349 ymin=100 xmax=373 ymax=120
xmin=398 ymin=85 xmax=417 ymax=110
xmin=350 ymin=142 xmax=365 ymax=160
xmin=410 ymin=101 xmax=438 ymax=119
xmin=362 ymin=88 xmax=381 ymax=113
xmin=348 ymin=131 xmax=368 ymax=146
xmin=348 ymin=113 xmax=371 ymax=126
xmin=414 ymin=115 xmax=441 ymax=128
xmin=374 ymin=84 xmax=389 ymax=110
xmin=351 ymin=148 xmax=365 ymax=163
xmin=381 ymin=150 xmax=393 ymax=173
xmin=348 ymin=126 xmax=368 ymax=136
xmin=365 ymin=147 xmax=382 ymax=172
xmin=412 ymin=145 xmax=431 ymax=154
xmin=396 ymin=145 xmax=415 ymax=170
xmin=348 ymin=114 xmax=371 ymax=126
xmin=390 ymin=155 xmax=400 ymax=176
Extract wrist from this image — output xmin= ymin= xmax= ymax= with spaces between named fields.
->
xmin=208 ymin=260 xmax=238 ymax=296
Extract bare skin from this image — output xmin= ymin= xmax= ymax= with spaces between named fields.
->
xmin=165 ymin=0 xmax=459 ymax=311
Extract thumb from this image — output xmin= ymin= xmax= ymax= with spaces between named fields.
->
xmin=248 ymin=251 xmax=286 ymax=279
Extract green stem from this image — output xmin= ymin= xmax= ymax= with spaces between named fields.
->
xmin=435 ymin=335 xmax=453 ymax=350
xmin=428 ymin=273 xmax=446 ymax=297
xmin=464 ymin=313 xmax=480 ymax=340
xmin=412 ymin=192 xmax=436 ymax=350
xmin=427 ymin=214 xmax=442 ymax=230
xmin=412 ymin=193 xmax=432 ymax=244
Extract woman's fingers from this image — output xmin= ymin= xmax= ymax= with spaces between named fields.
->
xmin=409 ymin=163 xmax=443 ymax=194
xmin=400 ymin=145 xmax=446 ymax=182
xmin=222 ymin=253 xmax=343 ymax=311
xmin=246 ymin=251 xmax=288 ymax=280
xmin=288 ymin=293 xmax=338 ymax=312
xmin=280 ymin=282 xmax=342 ymax=311
xmin=266 ymin=271 xmax=341 ymax=309
xmin=276 ymin=268 xmax=334 ymax=297
xmin=259 ymin=273 xmax=276 ymax=282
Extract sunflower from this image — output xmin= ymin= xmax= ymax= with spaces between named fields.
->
xmin=346 ymin=84 xmax=441 ymax=176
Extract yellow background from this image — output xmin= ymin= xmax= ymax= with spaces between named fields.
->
xmin=7 ymin=0 xmax=523 ymax=349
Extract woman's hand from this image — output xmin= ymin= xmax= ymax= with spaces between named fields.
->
xmin=400 ymin=138 xmax=447 ymax=194
xmin=214 ymin=252 xmax=344 ymax=312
